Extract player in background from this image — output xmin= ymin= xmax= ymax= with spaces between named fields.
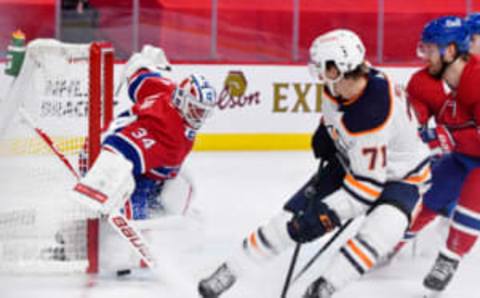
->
xmin=197 ymin=29 xmax=431 ymax=298
xmin=467 ymin=13 xmax=480 ymax=55
xmin=390 ymin=16 xmax=480 ymax=294
xmin=71 ymin=45 xmax=217 ymax=222
xmin=387 ymin=14 xmax=480 ymax=250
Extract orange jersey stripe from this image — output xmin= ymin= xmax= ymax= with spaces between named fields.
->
xmin=345 ymin=174 xmax=381 ymax=198
xmin=405 ymin=166 xmax=431 ymax=184
xmin=249 ymin=232 xmax=260 ymax=251
xmin=347 ymin=239 xmax=374 ymax=269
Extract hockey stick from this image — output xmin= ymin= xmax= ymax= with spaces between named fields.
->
xmin=280 ymin=159 xmax=328 ymax=298
xmin=292 ymin=218 xmax=354 ymax=283
xmin=287 ymin=153 xmax=355 ymax=285
xmin=18 ymin=108 xmax=80 ymax=179
xmin=281 ymin=242 xmax=301 ymax=298
xmin=17 ymin=107 xmax=155 ymax=268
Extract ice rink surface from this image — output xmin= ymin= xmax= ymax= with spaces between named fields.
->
xmin=1 ymin=151 xmax=479 ymax=298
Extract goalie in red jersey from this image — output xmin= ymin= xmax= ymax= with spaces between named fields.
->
xmin=71 ymin=45 xmax=217 ymax=220
xmin=392 ymin=16 xmax=480 ymax=295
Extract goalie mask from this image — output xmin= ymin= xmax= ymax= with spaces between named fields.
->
xmin=173 ymin=74 xmax=217 ymax=129
xmin=309 ymin=29 xmax=366 ymax=96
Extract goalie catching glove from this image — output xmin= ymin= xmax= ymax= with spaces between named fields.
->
xmin=124 ymin=44 xmax=172 ymax=79
xmin=71 ymin=150 xmax=135 ymax=215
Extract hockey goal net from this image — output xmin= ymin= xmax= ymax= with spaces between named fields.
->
xmin=0 ymin=39 xmax=114 ymax=273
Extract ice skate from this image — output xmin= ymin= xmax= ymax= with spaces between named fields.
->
xmin=303 ymin=277 xmax=335 ymax=298
xmin=198 ymin=263 xmax=236 ymax=298
xmin=423 ymin=253 xmax=459 ymax=292
xmin=373 ymin=248 xmax=399 ymax=270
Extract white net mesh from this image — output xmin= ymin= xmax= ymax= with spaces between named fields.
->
xmin=0 ymin=39 xmax=111 ymax=273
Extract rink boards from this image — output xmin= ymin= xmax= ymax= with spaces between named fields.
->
xmin=0 ymin=63 xmax=418 ymax=152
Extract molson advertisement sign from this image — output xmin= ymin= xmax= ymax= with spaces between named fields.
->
xmin=169 ymin=65 xmax=418 ymax=150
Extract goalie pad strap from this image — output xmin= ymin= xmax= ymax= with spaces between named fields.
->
xmin=74 ymin=183 xmax=108 ymax=203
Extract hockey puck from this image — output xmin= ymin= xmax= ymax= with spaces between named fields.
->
xmin=116 ymin=269 xmax=131 ymax=276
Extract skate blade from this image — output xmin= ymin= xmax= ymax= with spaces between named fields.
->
xmin=422 ymin=289 xmax=443 ymax=298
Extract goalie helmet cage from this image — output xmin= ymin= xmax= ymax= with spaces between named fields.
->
xmin=0 ymin=39 xmax=114 ymax=274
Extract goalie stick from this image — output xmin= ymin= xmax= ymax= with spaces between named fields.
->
xmin=18 ymin=108 xmax=80 ymax=179
xmin=17 ymin=106 xmax=155 ymax=269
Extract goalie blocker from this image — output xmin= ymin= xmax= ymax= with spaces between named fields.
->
xmin=72 ymin=149 xmax=135 ymax=215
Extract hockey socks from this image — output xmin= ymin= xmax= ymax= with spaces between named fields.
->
xmin=447 ymin=168 xmax=480 ymax=257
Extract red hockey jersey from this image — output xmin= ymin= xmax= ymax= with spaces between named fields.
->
xmin=103 ymin=70 xmax=195 ymax=180
xmin=407 ymin=59 xmax=480 ymax=158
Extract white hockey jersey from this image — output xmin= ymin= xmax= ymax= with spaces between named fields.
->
xmin=321 ymin=68 xmax=431 ymax=207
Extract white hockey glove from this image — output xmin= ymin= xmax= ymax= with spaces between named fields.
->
xmin=71 ymin=150 xmax=135 ymax=215
xmin=124 ymin=45 xmax=172 ymax=79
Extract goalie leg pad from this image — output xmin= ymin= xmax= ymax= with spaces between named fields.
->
xmin=99 ymin=217 xmax=146 ymax=272
xmin=72 ymin=149 xmax=135 ymax=214
xmin=159 ymin=169 xmax=195 ymax=215
xmin=128 ymin=169 xmax=195 ymax=219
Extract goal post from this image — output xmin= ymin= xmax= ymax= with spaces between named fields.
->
xmin=0 ymin=39 xmax=114 ymax=273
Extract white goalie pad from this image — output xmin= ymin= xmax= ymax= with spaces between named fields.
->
xmin=158 ymin=168 xmax=196 ymax=216
xmin=99 ymin=218 xmax=141 ymax=272
xmin=72 ymin=150 xmax=135 ymax=215
xmin=98 ymin=169 xmax=196 ymax=272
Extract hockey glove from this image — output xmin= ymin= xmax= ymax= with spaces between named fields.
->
xmin=287 ymin=200 xmax=341 ymax=243
xmin=124 ymin=45 xmax=172 ymax=79
xmin=283 ymin=157 xmax=345 ymax=215
xmin=71 ymin=150 xmax=135 ymax=215
xmin=419 ymin=125 xmax=455 ymax=156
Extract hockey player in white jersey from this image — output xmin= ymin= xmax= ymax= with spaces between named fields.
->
xmin=198 ymin=29 xmax=432 ymax=298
